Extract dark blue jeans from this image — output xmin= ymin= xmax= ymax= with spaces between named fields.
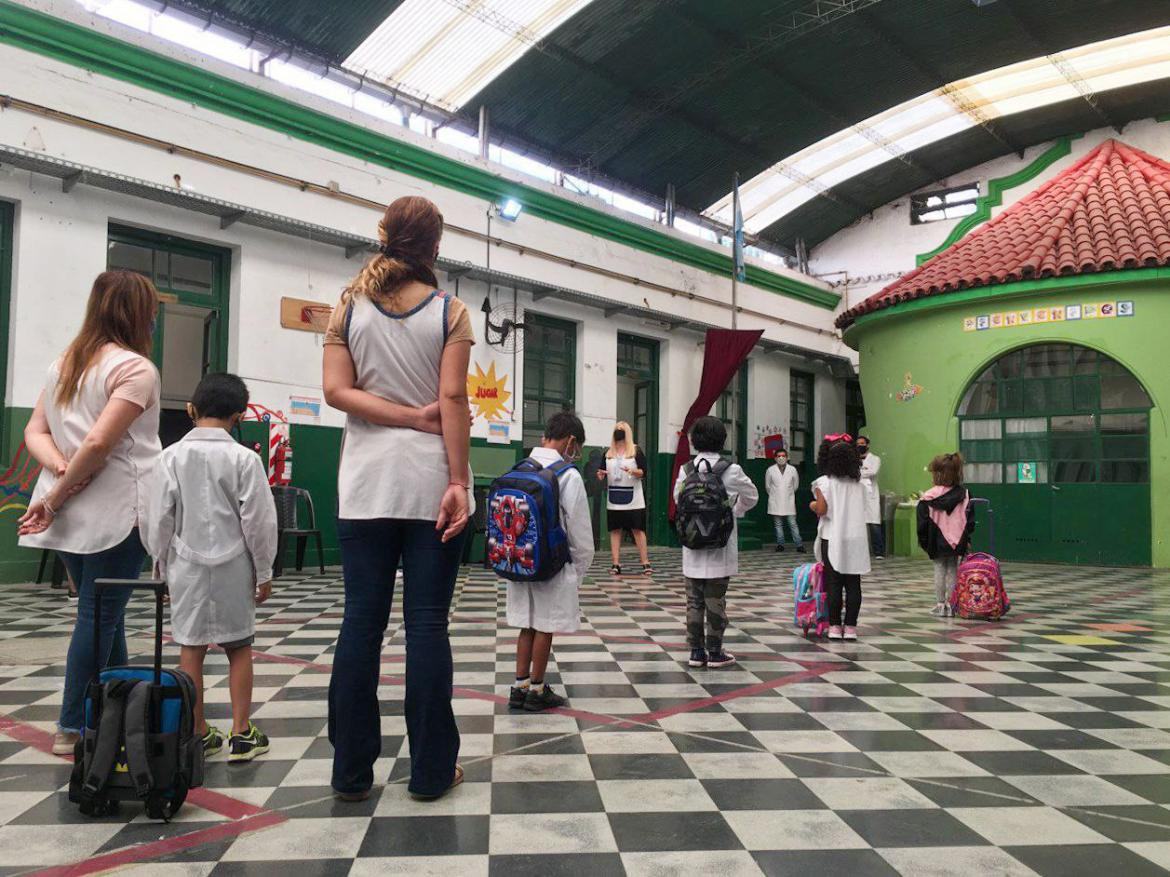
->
xmin=329 ymin=518 xmax=465 ymax=797
xmin=57 ymin=530 xmax=146 ymax=732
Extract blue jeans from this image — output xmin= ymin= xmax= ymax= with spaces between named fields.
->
xmin=57 ymin=530 xmax=147 ymax=732
xmin=868 ymin=523 xmax=886 ymax=557
xmin=772 ymin=514 xmax=803 ymax=548
xmin=329 ymin=518 xmax=465 ymax=797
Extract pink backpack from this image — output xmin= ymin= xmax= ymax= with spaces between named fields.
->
xmin=793 ymin=562 xmax=828 ymax=637
xmin=951 ymin=552 xmax=1010 ymax=620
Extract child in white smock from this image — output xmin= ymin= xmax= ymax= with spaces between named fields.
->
xmin=145 ymin=373 xmax=278 ymax=761
xmin=810 ymin=435 xmax=870 ymax=642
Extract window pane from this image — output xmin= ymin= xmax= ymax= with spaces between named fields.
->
xmin=1005 ymin=417 xmax=1046 ymax=434
xmin=1005 ymin=437 xmax=1046 ymax=460
xmin=1100 ymin=375 xmax=1151 ymax=410
xmin=966 ymin=463 xmax=1002 ymax=483
xmin=1101 ymin=460 xmax=1148 ymax=482
xmin=1073 ymin=376 xmax=1099 ymax=411
xmin=1053 ymin=460 xmax=1097 ymax=482
xmin=964 ymin=440 xmax=1002 ymax=463
xmin=1000 ymin=380 xmax=1022 ymax=412
xmin=961 ymin=419 xmax=1002 ymax=440
xmin=1022 ymin=345 xmax=1070 ymax=377
xmin=1022 ymin=380 xmax=1046 ymax=411
xmin=995 ymin=351 xmax=1022 ymax=379
xmin=1047 ymin=378 xmax=1073 ymax=411
xmin=107 ymin=240 xmax=153 ymax=275
xmin=1100 ymin=412 xmax=1148 ymax=434
xmin=959 ymin=382 xmax=998 ymax=415
xmin=169 ymin=253 xmax=214 ymax=295
xmin=1073 ymin=347 xmax=1098 ymax=375
xmin=1005 ymin=460 xmax=1049 ymax=484
xmin=1102 ymin=436 xmax=1145 ymax=459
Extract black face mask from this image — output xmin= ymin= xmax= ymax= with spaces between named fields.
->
xmin=614 ymin=429 xmax=625 ymax=442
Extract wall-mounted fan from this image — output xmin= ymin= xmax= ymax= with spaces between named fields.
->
xmin=481 ymin=296 xmax=527 ymax=354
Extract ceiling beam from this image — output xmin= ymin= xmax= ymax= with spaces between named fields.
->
xmin=1001 ymin=5 xmax=1125 ymax=134
xmin=854 ymin=8 xmax=1030 ymax=158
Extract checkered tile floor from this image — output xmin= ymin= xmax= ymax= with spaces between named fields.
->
xmin=0 ymin=549 xmax=1168 ymax=876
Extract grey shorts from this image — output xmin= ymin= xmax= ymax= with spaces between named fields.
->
xmin=218 ymin=635 xmax=255 ymax=651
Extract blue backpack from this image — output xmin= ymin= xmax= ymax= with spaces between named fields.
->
xmin=486 ymin=457 xmax=573 ymax=582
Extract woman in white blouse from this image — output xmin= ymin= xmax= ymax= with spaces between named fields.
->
xmin=18 ymin=270 xmax=162 ymax=755
xmin=322 ymin=196 xmax=474 ymax=802
xmin=596 ymin=421 xmax=652 ymax=575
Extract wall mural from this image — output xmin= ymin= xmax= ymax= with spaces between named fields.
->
xmin=896 ymin=372 xmax=923 ymax=403
xmin=0 ymin=443 xmax=39 ymax=516
xmin=752 ymin=424 xmax=785 ymax=459
xmin=468 ymin=361 xmax=512 ymax=422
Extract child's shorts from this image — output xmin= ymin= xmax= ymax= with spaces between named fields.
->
xmin=218 ymin=636 xmax=255 ymax=651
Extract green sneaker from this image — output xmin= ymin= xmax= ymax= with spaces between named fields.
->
xmin=201 ymin=725 xmax=225 ymax=756
xmin=227 ymin=722 xmax=269 ymax=763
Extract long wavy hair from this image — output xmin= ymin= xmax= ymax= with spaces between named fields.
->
xmin=344 ymin=196 xmax=443 ymax=308
xmin=816 ymin=438 xmax=862 ymax=480
xmin=57 ymin=270 xmax=158 ymax=407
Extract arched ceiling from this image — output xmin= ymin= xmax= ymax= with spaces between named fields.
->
xmin=143 ymin=0 xmax=1170 ymax=249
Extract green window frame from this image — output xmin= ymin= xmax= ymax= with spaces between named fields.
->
xmin=958 ymin=344 xmax=1152 ymax=485
xmin=522 ymin=312 xmax=577 ymax=447
xmin=789 ymin=370 xmax=815 ymax=469
xmin=106 ymin=224 xmax=231 ymax=375
xmin=716 ymin=365 xmax=748 ymax=461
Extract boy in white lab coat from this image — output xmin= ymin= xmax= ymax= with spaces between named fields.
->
xmin=506 ymin=411 xmax=595 ymax=712
xmin=673 ymin=416 xmax=758 ymax=669
xmin=145 ymin=373 xmax=278 ymax=761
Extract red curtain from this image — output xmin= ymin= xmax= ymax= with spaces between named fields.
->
xmin=668 ymin=328 xmax=764 ymax=520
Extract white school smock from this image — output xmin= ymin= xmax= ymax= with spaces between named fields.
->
xmin=860 ymin=452 xmax=882 ymax=524
xmin=505 ymin=446 xmax=595 ymax=634
xmin=144 ymin=428 xmax=278 ymax=646
xmin=20 ymin=347 xmax=161 ymax=555
xmin=673 ymin=452 xmax=759 ymax=580
xmin=604 ymin=452 xmax=646 ymax=511
xmin=812 ymin=475 xmax=871 ymax=575
xmin=765 ymin=463 xmax=800 ymax=516
xmin=335 ymin=292 xmax=474 ymax=521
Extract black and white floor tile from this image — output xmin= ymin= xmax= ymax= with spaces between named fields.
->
xmin=0 ymin=547 xmax=1167 ymax=875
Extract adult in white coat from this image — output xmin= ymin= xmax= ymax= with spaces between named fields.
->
xmin=856 ymin=435 xmax=885 ymax=558
xmin=765 ymin=448 xmax=803 ymax=552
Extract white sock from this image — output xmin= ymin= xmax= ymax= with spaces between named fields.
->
xmin=514 ymin=676 xmax=530 ymax=689
xmin=530 ymin=681 xmax=545 ymax=694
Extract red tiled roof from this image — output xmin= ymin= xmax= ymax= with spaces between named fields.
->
xmin=836 ymin=139 xmax=1170 ymax=329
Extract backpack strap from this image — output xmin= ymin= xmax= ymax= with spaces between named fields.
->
xmin=81 ymin=679 xmax=136 ymax=800
xmin=122 ymin=681 xmax=155 ymax=800
xmin=712 ymin=459 xmax=732 ymax=477
xmin=545 ymin=459 xmax=573 ymax=479
xmin=683 ymin=462 xmax=695 ymax=477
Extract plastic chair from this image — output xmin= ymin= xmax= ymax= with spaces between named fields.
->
xmin=271 ymin=486 xmax=325 ymax=577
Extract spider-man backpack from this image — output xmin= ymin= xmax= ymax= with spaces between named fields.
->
xmin=485 ymin=458 xmax=572 ymax=582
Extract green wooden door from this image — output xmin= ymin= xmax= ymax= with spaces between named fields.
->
xmin=958 ymin=344 xmax=1151 ymax=566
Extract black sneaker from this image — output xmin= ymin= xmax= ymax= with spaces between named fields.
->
xmin=688 ymin=648 xmax=708 ymax=668
xmin=228 ymin=722 xmax=269 ymax=763
xmin=796 ymin=545 xmax=806 ymax=553
xmin=775 ymin=544 xmax=785 ymax=552
xmin=508 ymin=685 xmax=529 ymax=709
xmin=201 ymin=725 xmax=225 ymax=756
xmin=707 ymin=651 xmax=737 ymax=669
xmin=523 ymin=685 xmax=566 ymax=712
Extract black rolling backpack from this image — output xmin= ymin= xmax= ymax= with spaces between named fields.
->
xmin=68 ymin=580 xmax=203 ymax=820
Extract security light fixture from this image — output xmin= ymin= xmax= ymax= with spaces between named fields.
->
xmin=497 ymin=198 xmax=523 ymax=221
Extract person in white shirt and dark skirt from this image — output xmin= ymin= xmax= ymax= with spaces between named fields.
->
xmin=596 ymin=421 xmax=652 ymax=576
xmin=765 ymin=448 xmax=803 ymax=552
xmin=811 ymin=435 xmax=871 ymax=641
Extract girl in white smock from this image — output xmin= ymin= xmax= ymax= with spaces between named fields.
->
xmin=811 ymin=436 xmax=870 ymax=642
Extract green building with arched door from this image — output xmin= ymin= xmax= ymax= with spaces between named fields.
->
xmin=838 ymin=139 xmax=1168 ymax=567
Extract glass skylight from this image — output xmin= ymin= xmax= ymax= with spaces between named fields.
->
xmin=708 ymin=25 xmax=1170 ymax=233
xmin=344 ymin=0 xmax=596 ymax=111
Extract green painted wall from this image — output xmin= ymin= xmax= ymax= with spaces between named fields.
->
xmin=847 ymin=275 xmax=1170 ymax=566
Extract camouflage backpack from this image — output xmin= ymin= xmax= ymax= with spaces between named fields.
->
xmin=676 ymin=459 xmax=734 ymax=550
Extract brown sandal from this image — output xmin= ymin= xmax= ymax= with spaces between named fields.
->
xmin=410 ymin=764 xmax=464 ymax=800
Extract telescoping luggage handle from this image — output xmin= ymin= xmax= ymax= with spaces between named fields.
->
xmin=968 ymin=498 xmax=994 ymax=555
xmin=93 ymin=579 xmax=166 ymax=685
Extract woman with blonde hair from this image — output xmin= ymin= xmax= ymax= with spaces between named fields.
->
xmin=322 ymin=195 xmax=474 ymax=802
xmin=18 ymin=270 xmax=162 ymax=755
xmin=596 ymin=420 xmax=652 ymax=575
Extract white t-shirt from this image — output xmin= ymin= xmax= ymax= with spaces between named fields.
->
xmin=812 ymin=475 xmax=871 ymax=575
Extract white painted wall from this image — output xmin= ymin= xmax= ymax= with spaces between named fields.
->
xmin=808 ymin=118 xmax=1170 ymax=315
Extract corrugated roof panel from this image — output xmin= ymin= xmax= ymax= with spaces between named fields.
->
xmin=343 ymin=0 xmax=597 ymax=110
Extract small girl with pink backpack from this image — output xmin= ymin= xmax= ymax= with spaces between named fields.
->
xmin=916 ymin=453 xmax=975 ymax=617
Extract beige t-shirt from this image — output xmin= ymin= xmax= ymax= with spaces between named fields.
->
xmin=324 ymin=289 xmax=475 ymax=349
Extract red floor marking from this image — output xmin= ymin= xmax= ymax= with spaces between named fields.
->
xmin=28 ymin=810 xmax=287 ymax=877
xmin=634 ymin=661 xmax=840 ymax=722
